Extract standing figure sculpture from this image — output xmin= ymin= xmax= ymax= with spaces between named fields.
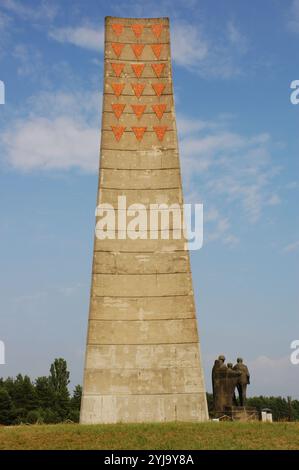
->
xmin=233 ymin=358 xmax=250 ymax=406
xmin=212 ymin=355 xmax=241 ymax=412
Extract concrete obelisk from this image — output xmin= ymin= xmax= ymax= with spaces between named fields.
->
xmin=80 ymin=16 xmax=208 ymax=423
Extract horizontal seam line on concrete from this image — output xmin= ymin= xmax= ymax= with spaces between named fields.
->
xmin=103 ymin=129 xmax=173 ymax=133
xmin=105 ymin=77 xmax=169 ymax=80
xmin=99 ymin=186 xmax=181 ymax=190
xmin=88 ymin=317 xmax=195 ymax=322
xmin=83 ymin=393 xmax=203 ymax=397
xmin=93 ymin=249 xmax=188 ymax=253
xmin=91 ymin=294 xmax=192 ymax=299
xmin=101 ymin=147 xmax=177 ymax=151
xmin=106 ymin=41 xmax=170 ymax=45
xmin=105 ymin=93 xmax=172 ymax=96
xmin=84 ymin=367 xmax=199 ymax=370
xmin=103 ymin=111 xmax=172 ymax=115
xmin=100 ymin=167 xmax=180 ymax=170
xmin=106 ymin=25 xmax=170 ymax=30
xmin=91 ymin=294 xmax=192 ymax=298
xmin=87 ymin=342 xmax=198 ymax=346
xmin=93 ymin=252 xmax=188 ymax=255
xmin=93 ymin=272 xmax=190 ymax=275
xmin=106 ymin=58 xmax=169 ymax=63
xmin=93 ymin=272 xmax=190 ymax=276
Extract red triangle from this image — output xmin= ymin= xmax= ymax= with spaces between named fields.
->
xmin=152 ymin=82 xmax=165 ymax=97
xmin=112 ymin=43 xmax=125 ymax=58
xmin=132 ymin=127 xmax=147 ymax=141
xmin=111 ymin=63 xmax=125 ymax=77
xmin=111 ymin=82 xmax=125 ymax=97
xmin=154 ymin=126 xmax=167 ymax=141
xmin=151 ymin=44 xmax=163 ymax=59
xmin=151 ymin=24 xmax=163 ymax=38
xmin=131 ymin=83 xmax=145 ymax=98
xmin=112 ymin=103 xmax=126 ymax=119
xmin=152 ymin=103 xmax=166 ymax=120
xmin=131 ymin=44 xmax=144 ymax=59
xmin=111 ymin=126 xmax=126 ymax=141
xmin=131 ymin=104 xmax=146 ymax=119
xmin=151 ymin=63 xmax=165 ymax=78
xmin=131 ymin=63 xmax=145 ymax=78
xmin=111 ymin=23 xmax=123 ymax=36
xmin=131 ymin=24 xmax=143 ymax=37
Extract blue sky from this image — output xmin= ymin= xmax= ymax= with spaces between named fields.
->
xmin=0 ymin=0 xmax=298 ymax=397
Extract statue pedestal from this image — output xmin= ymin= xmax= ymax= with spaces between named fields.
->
xmin=224 ymin=406 xmax=258 ymax=421
xmin=211 ymin=406 xmax=258 ymax=421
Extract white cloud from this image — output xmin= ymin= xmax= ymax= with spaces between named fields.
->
xmin=1 ymin=90 xmax=101 ymax=172
xmin=0 ymin=11 xmax=11 ymax=56
xmin=248 ymin=355 xmax=299 ymax=397
xmin=283 ymin=240 xmax=299 ymax=253
xmin=288 ymin=0 xmax=299 ymax=33
xmin=177 ymin=115 xmax=218 ymax=137
xmin=171 ymin=20 xmax=249 ymax=78
xmin=13 ymin=44 xmax=43 ymax=77
xmin=1 ymin=0 xmax=58 ymax=22
xmin=49 ymin=25 xmax=104 ymax=51
xmin=171 ymin=22 xmax=208 ymax=67
xmin=285 ymin=181 xmax=298 ymax=190
xmin=179 ymin=118 xmax=280 ymax=225
xmin=178 ymin=114 xmax=281 ymax=245
xmin=267 ymin=194 xmax=281 ymax=206
xmin=227 ymin=20 xmax=249 ymax=54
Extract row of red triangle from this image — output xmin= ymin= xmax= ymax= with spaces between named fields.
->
xmin=111 ymin=103 xmax=167 ymax=120
xmin=111 ymin=126 xmax=168 ymax=142
xmin=111 ymin=82 xmax=165 ymax=98
xmin=111 ymin=23 xmax=163 ymax=38
xmin=111 ymin=62 xmax=165 ymax=79
xmin=111 ymin=43 xmax=164 ymax=59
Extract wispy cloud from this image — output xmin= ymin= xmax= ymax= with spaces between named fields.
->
xmin=171 ymin=21 xmax=208 ymax=67
xmin=0 ymin=0 xmax=58 ymax=22
xmin=177 ymin=113 xmax=281 ymax=243
xmin=283 ymin=240 xmax=299 ymax=253
xmin=0 ymin=10 xmax=12 ymax=57
xmin=171 ymin=19 xmax=249 ymax=78
xmin=49 ymin=25 xmax=104 ymax=51
xmin=13 ymin=44 xmax=43 ymax=77
xmin=288 ymin=0 xmax=299 ymax=33
xmin=227 ymin=20 xmax=249 ymax=54
xmin=1 ymin=90 xmax=101 ymax=172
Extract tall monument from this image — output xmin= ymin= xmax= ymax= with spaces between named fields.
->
xmin=80 ymin=16 xmax=208 ymax=423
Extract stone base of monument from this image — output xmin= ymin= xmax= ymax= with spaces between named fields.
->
xmin=212 ymin=406 xmax=258 ymax=421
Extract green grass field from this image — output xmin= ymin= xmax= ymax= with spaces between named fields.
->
xmin=0 ymin=422 xmax=299 ymax=450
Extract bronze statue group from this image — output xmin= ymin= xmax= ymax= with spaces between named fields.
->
xmin=212 ymin=356 xmax=250 ymax=412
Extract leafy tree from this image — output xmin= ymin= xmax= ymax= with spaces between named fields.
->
xmin=69 ymin=384 xmax=82 ymax=422
xmin=35 ymin=376 xmax=55 ymax=409
xmin=49 ymin=358 xmax=70 ymax=420
xmin=71 ymin=385 xmax=82 ymax=410
xmin=0 ymin=388 xmax=13 ymax=425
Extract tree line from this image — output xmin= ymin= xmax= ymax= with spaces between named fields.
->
xmin=0 ymin=358 xmax=82 ymax=425
xmin=0 ymin=359 xmax=298 ymax=425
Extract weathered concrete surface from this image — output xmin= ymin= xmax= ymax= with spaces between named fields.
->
xmin=80 ymin=16 xmax=208 ymax=424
